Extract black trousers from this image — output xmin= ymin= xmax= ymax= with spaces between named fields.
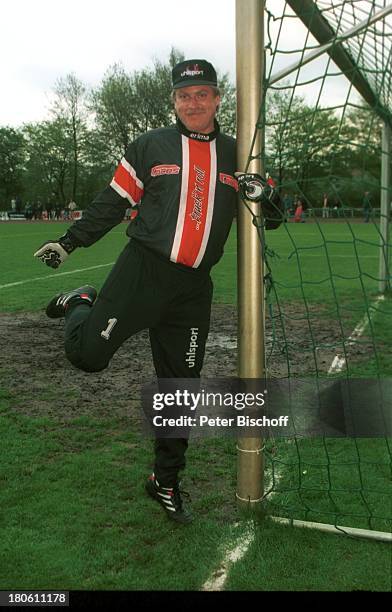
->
xmin=64 ymin=239 xmax=213 ymax=486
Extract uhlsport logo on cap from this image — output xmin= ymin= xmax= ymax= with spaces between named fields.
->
xmin=172 ymin=59 xmax=218 ymax=89
xmin=181 ymin=63 xmax=204 ymax=78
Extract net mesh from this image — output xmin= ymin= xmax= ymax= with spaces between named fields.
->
xmin=245 ymin=0 xmax=392 ymax=532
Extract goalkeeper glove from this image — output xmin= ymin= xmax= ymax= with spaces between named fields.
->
xmin=34 ymin=233 xmax=77 ymax=269
xmin=235 ymin=172 xmax=272 ymax=201
xmin=235 ymin=172 xmax=283 ymax=230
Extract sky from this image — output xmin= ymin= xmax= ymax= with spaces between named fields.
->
xmin=1 ymin=0 xmax=388 ymax=128
xmin=0 ymin=0 xmax=238 ymax=127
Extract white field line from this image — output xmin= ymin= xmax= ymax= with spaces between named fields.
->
xmin=0 ymin=263 xmax=114 ymax=290
xmin=0 ymin=232 xmax=63 ymax=238
xmin=0 ymin=229 xmax=125 ymax=239
xmin=328 ymin=295 xmax=385 ymax=374
xmin=201 ymin=524 xmax=254 ymax=591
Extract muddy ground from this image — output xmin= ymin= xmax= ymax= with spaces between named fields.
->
xmin=0 ymin=303 xmax=375 ymax=420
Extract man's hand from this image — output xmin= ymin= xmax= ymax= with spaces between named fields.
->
xmin=34 ymin=234 xmax=77 ymax=269
xmin=235 ymin=172 xmax=284 ymax=230
xmin=235 ymin=172 xmax=269 ymax=202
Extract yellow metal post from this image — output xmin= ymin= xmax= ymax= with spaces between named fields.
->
xmin=236 ymin=0 xmax=265 ymax=507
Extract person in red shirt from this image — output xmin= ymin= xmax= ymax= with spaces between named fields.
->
xmin=294 ymin=197 xmax=306 ymax=223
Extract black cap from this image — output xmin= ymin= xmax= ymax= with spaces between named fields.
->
xmin=172 ymin=59 xmax=218 ymax=90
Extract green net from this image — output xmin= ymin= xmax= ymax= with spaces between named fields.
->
xmin=247 ymin=0 xmax=392 ymax=532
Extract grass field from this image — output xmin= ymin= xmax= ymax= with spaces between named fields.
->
xmin=0 ymin=217 xmax=388 ymax=309
xmin=0 ymin=219 xmax=391 ymax=593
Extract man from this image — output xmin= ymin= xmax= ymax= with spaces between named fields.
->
xmin=34 ymin=59 xmax=282 ymax=524
xmin=68 ymin=200 xmax=77 ymax=221
xmin=363 ymin=191 xmax=372 ymax=222
xmin=322 ymin=193 xmax=329 ymax=219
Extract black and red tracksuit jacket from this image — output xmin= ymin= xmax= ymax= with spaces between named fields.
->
xmin=67 ymin=118 xmax=238 ymax=273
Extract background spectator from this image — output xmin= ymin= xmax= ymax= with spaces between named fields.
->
xmin=322 ymin=193 xmax=329 ymax=219
xmin=363 ymin=191 xmax=372 ymax=222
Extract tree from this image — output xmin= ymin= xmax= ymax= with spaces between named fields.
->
xmin=264 ymin=88 xmax=309 ymax=187
xmin=23 ymin=119 xmax=74 ymax=206
xmin=51 ymin=74 xmax=89 ymax=202
xmin=217 ymin=72 xmax=236 ymax=137
xmin=263 ymin=85 xmax=386 ymax=206
xmin=90 ymin=64 xmax=136 ymax=163
xmin=0 ymin=127 xmax=26 ymax=207
xmin=91 ymin=49 xmax=185 ymax=162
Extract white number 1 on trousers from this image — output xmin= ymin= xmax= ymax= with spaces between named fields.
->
xmin=101 ymin=317 xmax=118 ymax=341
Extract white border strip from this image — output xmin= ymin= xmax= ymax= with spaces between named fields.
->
xmin=270 ymin=516 xmax=392 ymax=543
xmin=170 ymin=135 xmax=190 ymax=262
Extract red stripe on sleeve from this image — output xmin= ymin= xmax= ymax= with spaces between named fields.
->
xmin=113 ymin=161 xmax=143 ymax=204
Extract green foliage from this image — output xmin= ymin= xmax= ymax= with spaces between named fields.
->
xmin=90 ymin=63 xmax=142 ymax=161
xmin=0 ymin=127 xmax=26 ymax=205
xmin=264 ymin=87 xmax=383 ymax=207
xmin=217 ymin=73 xmax=236 ymax=137
xmin=90 ymin=48 xmax=185 ymax=162
xmin=51 ymin=74 xmax=89 ymax=203
xmin=22 ymin=119 xmax=74 ymax=206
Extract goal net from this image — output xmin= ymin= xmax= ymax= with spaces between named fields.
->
xmin=248 ymin=0 xmax=392 ymax=535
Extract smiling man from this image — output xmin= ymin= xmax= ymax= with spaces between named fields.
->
xmin=34 ymin=59 xmax=280 ymax=524
xmin=173 ymin=61 xmax=220 ymax=135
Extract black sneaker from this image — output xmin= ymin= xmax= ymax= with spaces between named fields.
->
xmin=46 ymin=285 xmax=97 ymax=319
xmin=145 ymin=473 xmax=193 ymax=524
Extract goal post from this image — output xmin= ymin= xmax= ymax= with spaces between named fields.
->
xmin=235 ymin=0 xmax=265 ymax=508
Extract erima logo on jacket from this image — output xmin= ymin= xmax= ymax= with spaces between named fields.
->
xmin=188 ymin=132 xmax=209 ymax=141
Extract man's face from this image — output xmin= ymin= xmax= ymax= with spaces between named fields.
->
xmin=174 ymin=85 xmax=220 ymax=133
